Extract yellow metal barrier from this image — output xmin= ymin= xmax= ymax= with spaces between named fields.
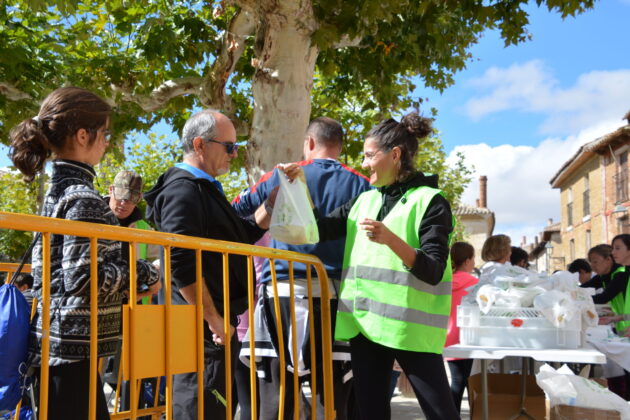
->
xmin=0 ymin=262 xmax=31 ymax=278
xmin=0 ymin=211 xmax=336 ymax=420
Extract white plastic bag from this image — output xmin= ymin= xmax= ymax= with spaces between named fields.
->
xmin=533 ymin=290 xmax=576 ymax=327
xmin=536 ymin=363 xmax=630 ymax=419
xmin=571 ymin=287 xmax=599 ymax=327
xmin=505 ymin=285 xmax=546 ymax=308
xmin=476 ymin=284 xmax=520 ymax=313
xmin=548 ymin=271 xmax=581 ymax=292
xmin=269 ymin=173 xmax=319 ymax=245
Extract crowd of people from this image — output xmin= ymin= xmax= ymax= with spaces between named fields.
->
xmin=6 ymin=85 xmax=630 ymax=420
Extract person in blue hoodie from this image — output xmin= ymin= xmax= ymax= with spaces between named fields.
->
xmin=233 ymin=117 xmax=370 ymax=419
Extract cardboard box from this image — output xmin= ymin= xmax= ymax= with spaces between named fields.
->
xmin=468 ymin=373 xmax=546 ymax=420
xmin=548 ymin=404 xmax=621 ymax=420
xmin=545 ymin=378 xmax=620 ymax=420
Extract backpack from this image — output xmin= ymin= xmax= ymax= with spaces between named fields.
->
xmin=0 ymin=283 xmax=30 ymax=410
xmin=0 ymin=234 xmax=39 ymax=411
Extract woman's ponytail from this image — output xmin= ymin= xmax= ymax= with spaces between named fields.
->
xmin=10 ymin=116 xmax=52 ymax=182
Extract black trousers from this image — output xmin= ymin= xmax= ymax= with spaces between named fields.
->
xmin=234 ymin=357 xmax=259 ymax=419
xmin=38 ymin=359 xmax=110 ymax=420
xmin=258 ymin=357 xmax=354 ymax=420
xmin=349 ymin=333 xmax=460 ymax=420
xmin=172 ymin=334 xmax=240 ymax=420
xmin=447 ymin=358 xmax=474 ymax=413
xmin=257 ymin=295 xmax=354 ymax=420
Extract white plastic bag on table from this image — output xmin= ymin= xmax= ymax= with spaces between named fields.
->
xmin=505 ymin=285 xmax=545 ymax=307
xmin=269 ymin=173 xmax=319 ymax=245
xmin=536 ymin=363 xmax=630 ymax=419
xmin=476 ymin=284 xmax=519 ymax=313
xmin=571 ymin=287 xmax=599 ymax=327
xmin=533 ymin=290 xmax=577 ymax=327
xmin=548 ymin=271 xmax=580 ymax=292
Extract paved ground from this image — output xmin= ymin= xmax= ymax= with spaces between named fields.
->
xmin=391 ymin=392 xmax=470 ymax=420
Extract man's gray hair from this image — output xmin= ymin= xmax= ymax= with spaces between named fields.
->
xmin=181 ymin=110 xmax=219 ymax=154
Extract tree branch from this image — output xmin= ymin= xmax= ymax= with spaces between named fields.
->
xmin=111 ymin=76 xmax=203 ymax=112
xmin=333 ymin=35 xmax=363 ymax=49
xmin=199 ymin=6 xmax=256 ymax=114
xmin=0 ymin=82 xmax=32 ymax=101
xmin=109 ymin=6 xmax=255 ymax=136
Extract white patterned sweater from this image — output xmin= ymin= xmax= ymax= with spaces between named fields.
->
xmin=29 ymin=160 xmax=159 ymax=366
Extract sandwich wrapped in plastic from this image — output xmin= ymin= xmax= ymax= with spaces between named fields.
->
xmin=533 ymin=290 xmax=577 ymax=328
xmin=476 ymin=284 xmax=519 ymax=313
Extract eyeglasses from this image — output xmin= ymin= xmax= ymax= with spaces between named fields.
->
xmin=112 ymin=186 xmax=142 ymax=204
xmin=91 ymin=127 xmax=111 ymax=142
xmin=203 ymin=137 xmax=239 ymax=154
xmin=362 ymin=150 xmax=385 ymax=161
xmin=101 ymin=129 xmax=112 ymax=142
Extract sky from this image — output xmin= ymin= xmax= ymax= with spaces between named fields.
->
xmin=414 ymin=0 xmax=630 ymax=247
xmin=1 ymin=1 xmax=629 ymax=247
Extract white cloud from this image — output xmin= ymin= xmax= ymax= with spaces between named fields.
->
xmin=463 ymin=61 xmax=630 ymax=135
xmin=448 ymin=118 xmax=625 ymax=245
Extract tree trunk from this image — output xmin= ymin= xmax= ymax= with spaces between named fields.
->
xmin=246 ymin=1 xmax=318 ymax=183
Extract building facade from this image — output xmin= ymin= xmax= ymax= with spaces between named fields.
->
xmin=550 ymin=115 xmax=630 ymax=264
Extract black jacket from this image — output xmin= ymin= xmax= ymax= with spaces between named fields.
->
xmin=581 ymin=263 xmax=630 ymax=304
xmin=144 ymin=167 xmax=266 ymax=317
xmin=317 ymin=172 xmax=453 ymax=286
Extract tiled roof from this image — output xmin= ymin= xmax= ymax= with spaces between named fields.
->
xmin=550 ymin=123 xmax=630 ymax=188
xmin=455 ymin=204 xmax=494 ymax=216
xmin=544 ymin=222 xmax=561 ymax=232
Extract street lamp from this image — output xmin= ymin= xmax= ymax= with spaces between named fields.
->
xmin=544 ymin=241 xmax=554 ymax=274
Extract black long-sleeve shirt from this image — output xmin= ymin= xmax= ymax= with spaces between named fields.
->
xmin=316 ymin=172 xmax=453 ymax=286
xmin=580 ymin=264 xmax=629 ymax=304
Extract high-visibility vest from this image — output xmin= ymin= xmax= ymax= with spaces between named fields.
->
xmin=335 ymin=186 xmax=453 ymax=353
xmin=608 ymin=266 xmax=629 ymax=333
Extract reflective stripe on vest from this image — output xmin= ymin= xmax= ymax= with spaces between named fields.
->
xmin=340 ymin=265 xmax=452 ymax=296
xmin=338 ymin=297 xmax=450 ymax=329
xmin=335 ymin=186 xmax=453 ymax=353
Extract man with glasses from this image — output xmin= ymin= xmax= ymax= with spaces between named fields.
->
xmin=144 ymin=110 xmax=270 ymax=420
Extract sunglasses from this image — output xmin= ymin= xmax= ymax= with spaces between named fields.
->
xmin=112 ymin=186 xmax=142 ymax=204
xmin=203 ymin=137 xmax=239 ymax=154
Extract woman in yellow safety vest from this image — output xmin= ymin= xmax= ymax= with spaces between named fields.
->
xmin=581 ymin=241 xmax=629 ymax=399
xmin=582 ymin=243 xmax=629 ymax=328
xmin=603 ymin=234 xmax=630 ymax=331
xmin=283 ymin=111 xmax=459 ymax=420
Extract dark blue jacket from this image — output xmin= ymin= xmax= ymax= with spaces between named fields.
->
xmin=233 ymin=159 xmax=370 ymax=282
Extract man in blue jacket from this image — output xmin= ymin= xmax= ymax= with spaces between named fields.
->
xmin=233 ymin=117 xmax=370 ymax=419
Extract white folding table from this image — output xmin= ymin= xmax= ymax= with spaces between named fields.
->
xmin=443 ymin=345 xmax=606 ymax=420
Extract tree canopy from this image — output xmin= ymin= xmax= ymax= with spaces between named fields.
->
xmin=1 ymin=0 xmax=595 ymax=176
xmin=0 ymin=0 xmax=596 ymax=260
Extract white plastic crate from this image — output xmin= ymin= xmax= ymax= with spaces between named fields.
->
xmin=457 ymin=305 xmax=582 ymax=349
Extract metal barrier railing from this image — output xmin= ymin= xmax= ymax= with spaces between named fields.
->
xmin=0 ymin=211 xmax=335 ymax=420
xmin=0 ymin=262 xmax=31 ymax=278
